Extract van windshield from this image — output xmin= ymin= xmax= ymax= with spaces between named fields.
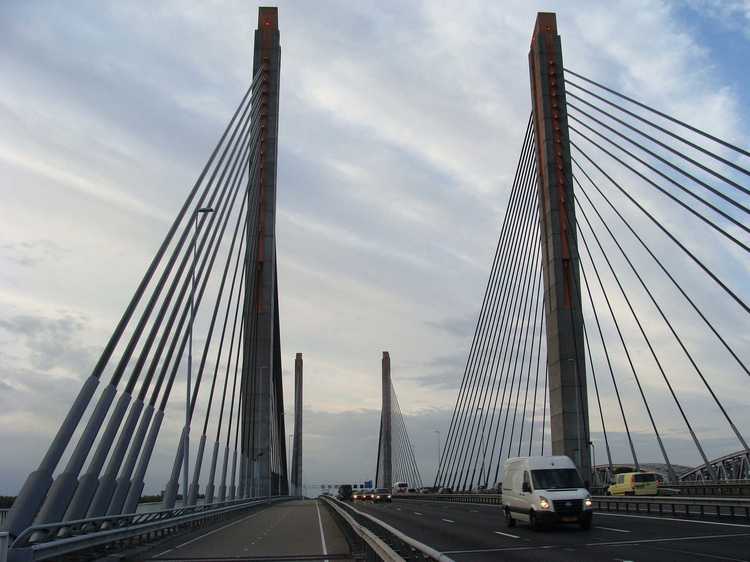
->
xmin=633 ymin=473 xmax=656 ymax=482
xmin=531 ymin=469 xmax=584 ymax=490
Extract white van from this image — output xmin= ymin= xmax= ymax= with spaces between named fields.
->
xmin=392 ymin=482 xmax=409 ymax=495
xmin=501 ymin=456 xmax=593 ymax=530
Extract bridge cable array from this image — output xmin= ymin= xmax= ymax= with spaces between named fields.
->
xmin=375 ymin=382 xmax=423 ymax=489
xmin=6 ymin=66 xmax=289 ymax=538
xmin=436 ymin=70 xmax=749 ymax=491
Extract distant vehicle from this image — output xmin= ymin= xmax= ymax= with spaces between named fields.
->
xmin=352 ymin=489 xmax=365 ymax=501
xmin=392 ymin=482 xmax=409 ymax=495
xmin=607 ymin=472 xmax=658 ymax=496
xmin=502 ymin=456 xmax=593 ymax=531
xmin=372 ymin=488 xmax=392 ymax=503
xmin=407 ymin=488 xmax=417 ymax=493
xmin=418 ymin=487 xmax=434 ymax=494
xmin=336 ymin=484 xmax=353 ymax=501
xmin=438 ymin=487 xmax=453 ymax=494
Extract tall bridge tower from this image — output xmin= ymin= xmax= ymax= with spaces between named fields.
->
xmin=529 ymin=12 xmax=591 ymax=477
xmin=378 ymin=352 xmax=393 ymax=488
xmin=242 ymin=7 xmax=286 ymax=498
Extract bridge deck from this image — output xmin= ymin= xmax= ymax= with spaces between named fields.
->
xmin=144 ymin=499 xmax=350 ymax=561
xmin=355 ymin=498 xmax=750 ymax=561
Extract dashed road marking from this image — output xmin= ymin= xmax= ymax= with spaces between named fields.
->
xmin=414 ymin=512 xmax=423 ymax=515
xmin=154 ymin=509 xmax=264 ymax=556
xmin=442 ymin=518 xmax=455 ymax=523
xmin=596 ymin=526 xmax=631 ymax=533
xmin=494 ymin=530 xmax=519 ymax=538
xmin=598 ymin=512 xmax=750 ymax=528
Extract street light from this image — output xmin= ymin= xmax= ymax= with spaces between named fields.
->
xmin=184 ymin=206 xmax=214 ymax=505
xmin=288 ymin=433 xmax=294 ymax=493
xmin=588 ymin=440 xmax=596 ymax=486
xmin=433 ymin=430 xmax=441 ymax=484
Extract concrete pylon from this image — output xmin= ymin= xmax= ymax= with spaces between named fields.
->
xmin=242 ymin=7 xmax=282 ymax=498
xmin=381 ymin=352 xmax=392 ymax=489
xmin=528 ymin=12 xmax=591 ymax=479
xmin=291 ymin=353 xmax=303 ymax=496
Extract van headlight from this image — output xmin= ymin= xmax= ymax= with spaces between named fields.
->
xmin=584 ymin=496 xmax=593 ymax=508
xmin=538 ymin=496 xmax=551 ymax=510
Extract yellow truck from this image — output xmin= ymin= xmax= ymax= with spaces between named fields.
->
xmin=607 ymin=472 xmax=659 ymax=496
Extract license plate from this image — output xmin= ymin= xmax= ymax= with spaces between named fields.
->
xmin=561 ymin=516 xmax=577 ymax=522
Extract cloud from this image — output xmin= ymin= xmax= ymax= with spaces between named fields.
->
xmin=0 ymin=312 xmax=96 ymax=374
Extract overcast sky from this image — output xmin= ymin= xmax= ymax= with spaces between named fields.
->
xmin=1 ymin=0 xmax=749 ymax=495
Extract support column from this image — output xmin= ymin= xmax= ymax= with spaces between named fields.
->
xmin=381 ymin=352 xmax=392 ymax=489
xmin=291 ymin=353 xmax=303 ymax=496
xmin=243 ymin=6 xmax=281 ymax=499
xmin=528 ymin=12 xmax=591 ymax=479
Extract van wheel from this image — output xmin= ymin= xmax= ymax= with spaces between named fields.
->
xmin=625 ymin=491 xmax=635 ymax=496
xmin=580 ymin=515 xmax=592 ymax=530
xmin=504 ymin=508 xmax=516 ymax=528
xmin=529 ymin=510 xmax=538 ymax=531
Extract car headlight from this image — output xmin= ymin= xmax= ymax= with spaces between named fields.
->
xmin=375 ymin=495 xmax=380 ymax=499
xmin=538 ymin=496 xmax=551 ymax=510
xmin=584 ymin=496 xmax=593 ymax=508
xmin=388 ymin=495 xmax=392 ymax=498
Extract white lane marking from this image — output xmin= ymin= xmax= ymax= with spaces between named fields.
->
xmin=442 ymin=518 xmax=455 ymax=523
xmin=584 ymin=532 xmax=750 ymax=547
xmin=595 ymin=525 xmax=631 ymax=533
xmin=441 ymin=532 xmax=750 ymax=554
xmin=315 ymin=501 xmax=329 ymax=562
xmin=414 ymin=512 xmax=423 ymax=515
xmin=157 ymin=509 xmax=263 ymax=555
xmin=598 ymin=512 xmax=750 ymax=528
xmin=494 ymin=530 xmax=519 ymax=538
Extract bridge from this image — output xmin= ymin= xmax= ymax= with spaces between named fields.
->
xmin=1 ymin=6 xmax=749 ymax=562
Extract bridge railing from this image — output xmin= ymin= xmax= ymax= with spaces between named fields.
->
xmin=320 ymin=496 xmax=454 ymax=562
xmin=593 ymin=496 xmax=750 ymax=519
xmin=5 ymin=496 xmax=287 ymax=562
xmin=393 ymin=493 xmax=750 ymax=520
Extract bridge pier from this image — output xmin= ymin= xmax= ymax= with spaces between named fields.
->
xmin=242 ymin=6 xmax=284 ymax=499
xmin=529 ymin=12 xmax=591 ymax=479
xmin=378 ymin=352 xmax=393 ymax=489
xmin=291 ymin=353 xmax=304 ymax=496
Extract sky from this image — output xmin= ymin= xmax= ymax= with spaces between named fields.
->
xmin=0 ymin=0 xmax=748 ymax=495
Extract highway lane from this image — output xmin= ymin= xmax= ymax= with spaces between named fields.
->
xmin=142 ymin=499 xmax=351 ymax=560
xmin=353 ymin=498 xmax=750 ymax=561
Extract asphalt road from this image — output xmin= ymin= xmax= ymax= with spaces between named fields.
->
xmin=143 ymin=499 xmax=351 ymax=561
xmin=352 ymin=497 xmax=750 ymax=561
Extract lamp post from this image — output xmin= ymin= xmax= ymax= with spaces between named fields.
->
xmin=288 ymin=433 xmax=294 ymax=494
xmin=588 ymin=440 xmax=596 ymax=487
xmin=433 ymin=430 xmax=441 ymax=486
xmin=185 ymin=207 xmax=214 ymax=504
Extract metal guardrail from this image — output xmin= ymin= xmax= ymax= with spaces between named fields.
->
xmin=321 ymin=496 xmax=454 ymax=562
xmin=663 ymin=481 xmax=750 ymax=496
xmin=593 ymin=496 xmax=750 ymax=519
xmin=394 ymin=493 xmax=503 ymax=504
xmin=394 ymin=492 xmax=750 ymax=520
xmin=321 ymin=497 xmax=402 ymax=561
xmin=4 ymin=496 xmax=288 ymax=561
xmin=0 ymin=511 xmax=8 ymax=531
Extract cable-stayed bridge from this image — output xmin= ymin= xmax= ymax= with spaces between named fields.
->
xmin=1 ymin=8 xmax=749 ymax=562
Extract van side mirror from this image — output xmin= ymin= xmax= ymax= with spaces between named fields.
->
xmin=522 ymin=482 xmax=531 ymax=493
